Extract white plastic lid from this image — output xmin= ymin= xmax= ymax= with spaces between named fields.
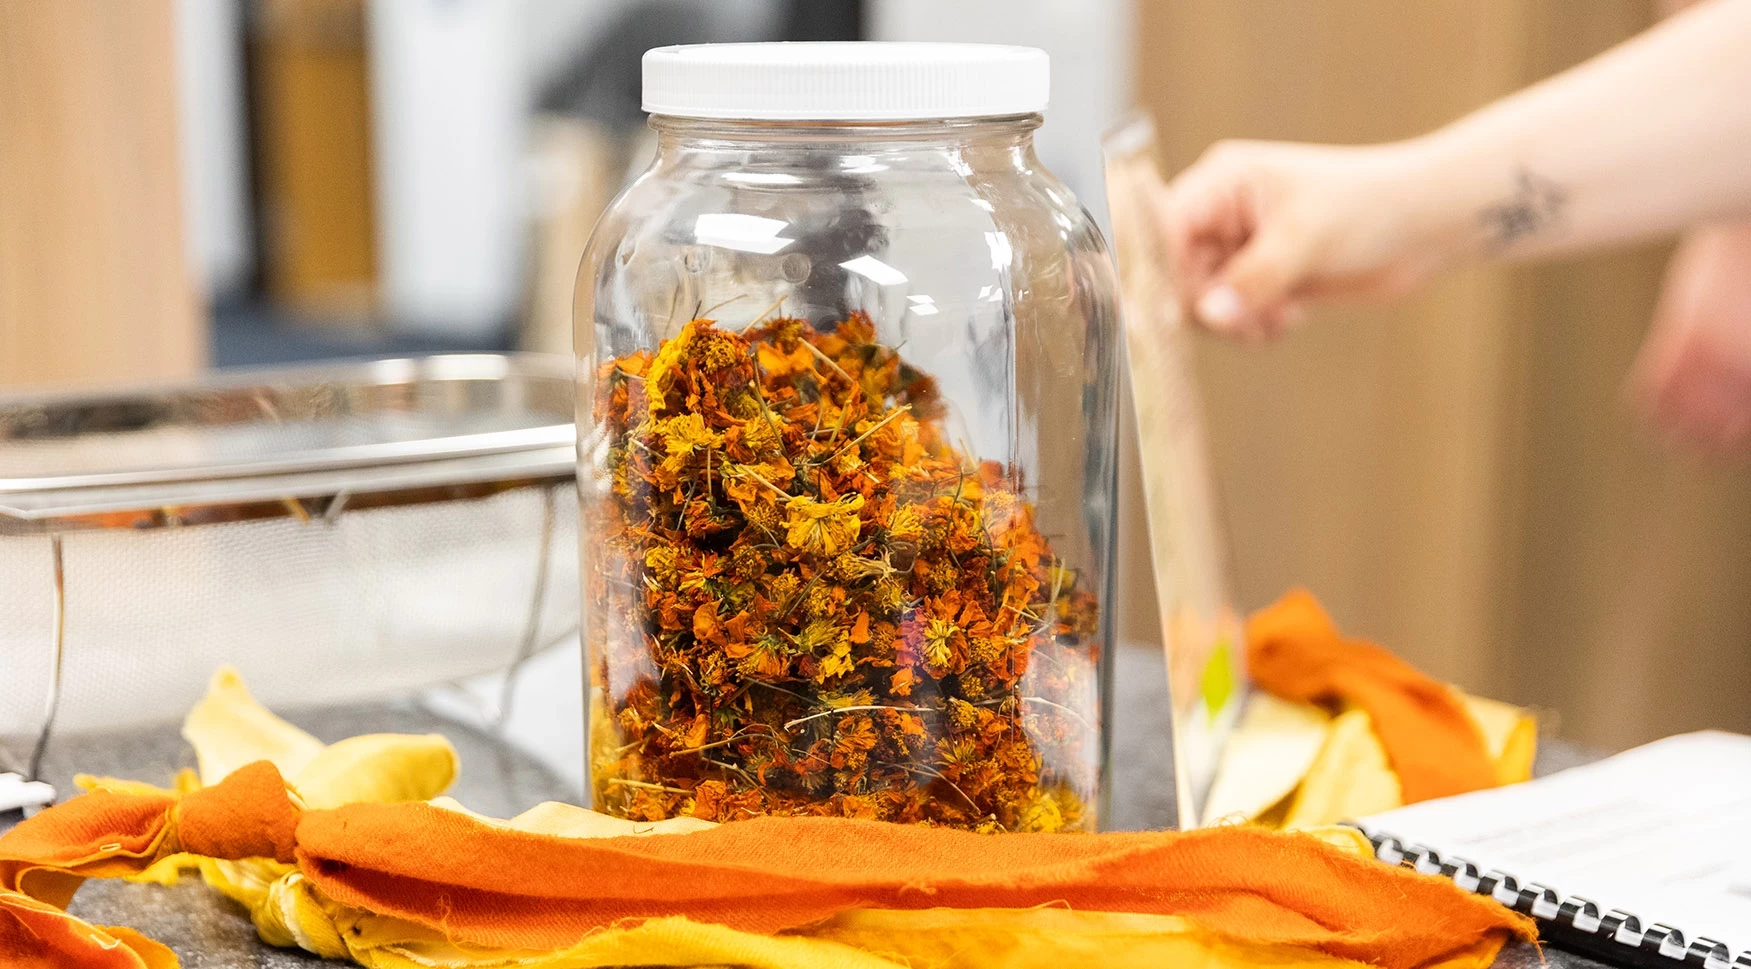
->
xmin=641 ymin=42 xmax=1049 ymax=122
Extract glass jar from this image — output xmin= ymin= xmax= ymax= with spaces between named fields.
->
xmin=575 ymin=43 xmax=1121 ymax=831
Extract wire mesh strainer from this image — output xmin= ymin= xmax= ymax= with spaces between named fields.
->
xmin=0 ymin=355 xmax=580 ymax=781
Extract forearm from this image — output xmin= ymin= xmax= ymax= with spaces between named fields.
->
xmin=1416 ymin=0 xmax=1751 ymax=262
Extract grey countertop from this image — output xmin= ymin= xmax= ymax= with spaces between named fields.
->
xmin=6 ymin=643 xmax=1601 ymax=969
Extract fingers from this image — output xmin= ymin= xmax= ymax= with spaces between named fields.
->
xmin=1153 ymin=160 xmax=1248 ymax=311
xmin=1634 ymin=328 xmax=1751 ymax=454
xmin=1631 ymin=227 xmax=1751 ymax=456
xmin=1153 ymin=137 xmax=1452 ymax=342
xmin=1196 ymin=223 xmax=1315 ymax=338
xmin=1155 ymin=141 xmax=1320 ymax=340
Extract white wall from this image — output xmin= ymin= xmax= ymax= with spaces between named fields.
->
xmin=521 ymin=0 xmax=640 ymax=94
xmin=368 ymin=0 xmax=529 ymax=340
xmin=868 ymin=0 xmax=1136 ymax=221
xmin=174 ymin=0 xmax=254 ymax=300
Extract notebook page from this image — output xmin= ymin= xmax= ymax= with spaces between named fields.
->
xmin=1359 ymin=731 xmax=1751 ymax=947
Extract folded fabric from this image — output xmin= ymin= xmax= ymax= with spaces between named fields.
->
xmin=0 ymin=887 xmax=176 ymax=969
xmin=1203 ymin=692 xmax=1537 ymax=829
xmin=0 ymin=667 xmax=1535 ymax=969
xmin=1245 ymin=588 xmax=1520 ymax=805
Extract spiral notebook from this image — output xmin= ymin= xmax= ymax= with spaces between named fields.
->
xmin=1355 ymin=732 xmax=1751 ymax=969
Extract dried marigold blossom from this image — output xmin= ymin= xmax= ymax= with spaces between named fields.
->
xmin=584 ymin=314 xmax=1101 ymax=832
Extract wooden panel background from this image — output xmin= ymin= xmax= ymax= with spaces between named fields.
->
xmin=0 ymin=0 xmax=204 ymax=388
xmin=1124 ymin=0 xmax=1751 ymax=751
xmin=252 ymin=0 xmax=378 ymax=321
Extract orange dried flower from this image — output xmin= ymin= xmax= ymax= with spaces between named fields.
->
xmin=585 ymin=315 xmax=1100 ymax=831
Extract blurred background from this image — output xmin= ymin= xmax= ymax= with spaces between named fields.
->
xmin=1 ymin=0 xmax=1745 ymax=754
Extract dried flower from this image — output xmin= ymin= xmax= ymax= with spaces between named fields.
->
xmin=585 ymin=314 xmax=1100 ymax=831
xmin=784 ymin=494 xmax=865 ymax=556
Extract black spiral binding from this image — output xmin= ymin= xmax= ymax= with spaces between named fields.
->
xmin=1359 ymin=830 xmax=1751 ymax=969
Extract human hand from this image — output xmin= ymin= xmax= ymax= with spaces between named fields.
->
xmin=1153 ymin=138 xmax=1475 ymax=339
xmin=1631 ymin=223 xmax=1751 ymax=454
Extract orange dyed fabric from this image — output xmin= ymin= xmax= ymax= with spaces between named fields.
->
xmin=0 ymin=890 xmax=176 ymax=969
xmin=0 ymin=762 xmax=1532 ymax=969
xmin=1247 ymin=588 xmax=1497 ymax=803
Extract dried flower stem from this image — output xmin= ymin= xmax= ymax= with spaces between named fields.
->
xmin=904 ymin=764 xmax=987 ymax=820
xmin=700 ymin=294 xmax=747 ymax=318
xmin=783 ymin=703 xmax=937 ymax=731
xmin=802 ymin=337 xmax=856 ymax=385
xmin=604 ymin=778 xmax=693 ymax=795
xmin=664 ymin=726 xmax=776 ymax=757
xmin=734 ymin=465 xmax=793 ymax=500
xmin=816 ymin=405 xmax=909 ymax=466
xmin=750 ymin=296 xmax=788 ymax=325
xmin=1022 ymin=696 xmax=1095 ymax=732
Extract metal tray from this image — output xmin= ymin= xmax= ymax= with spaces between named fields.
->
xmin=0 ymin=354 xmax=577 ymax=533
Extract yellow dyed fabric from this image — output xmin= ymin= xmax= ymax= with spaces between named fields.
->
xmin=1204 ymin=681 xmax=1538 ymax=828
xmin=266 ymin=908 xmax=1465 ymax=969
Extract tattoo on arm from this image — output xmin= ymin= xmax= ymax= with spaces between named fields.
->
xmin=1479 ymin=167 xmax=1567 ymax=250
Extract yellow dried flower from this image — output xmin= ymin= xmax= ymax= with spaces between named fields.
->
xmin=923 ymin=618 xmax=958 ymax=672
xmin=872 ymin=577 xmax=905 ymax=614
xmin=784 ymin=494 xmax=865 ymax=556
xmin=742 ymin=416 xmax=781 ymax=455
xmin=644 ymin=546 xmax=679 ymax=585
xmin=803 ymin=584 xmax=837 ymax=620
xmin=799 ymin=618 xmax=843 ymax=652
xmin=886 ymin=505 xmax=923 ymax=543
xmin=1018 ymin=790 xmax=1066 ymax=833
xmin=969 ymin=636 xmax=1005 ymax=667
xmin=702 ymin=335 xmax=742 ymax=371
xmin=946 ymin=697 xmax=979 ymax=731
xmin=663 ymin=413 xmax=723 ymax=459
xmin=818 ymin=642 xmax=855 ymax=681
xmin=743 ymin=501 xmax=781 ymax=532
xmin=766 ymin=572 xmax=800 ymax=605
xmin=643 ymin=318 xmax=702 ymax=414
